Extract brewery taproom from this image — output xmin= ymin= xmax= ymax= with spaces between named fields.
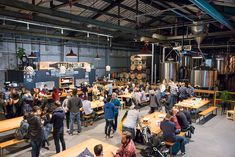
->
xmin=0 ymin=0 xmax=234 ymax=157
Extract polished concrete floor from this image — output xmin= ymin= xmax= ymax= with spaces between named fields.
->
xmin=3 ymin=106 xmax=235 ymax=157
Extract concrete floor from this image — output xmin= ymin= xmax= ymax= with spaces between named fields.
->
xmin=3 ymin=106 xmax=235 ymax=157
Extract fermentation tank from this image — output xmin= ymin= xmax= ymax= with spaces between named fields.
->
xmin=179 ymin=55 xmax=192 ymax=81
xmin=160 ymin=62 xmax=179 ymax=81
xmin=190 ymin=66 xmax=217 ymax=87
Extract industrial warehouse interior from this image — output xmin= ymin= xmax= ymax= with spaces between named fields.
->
xmin=0 ymin=0 xmax=235 ymax=157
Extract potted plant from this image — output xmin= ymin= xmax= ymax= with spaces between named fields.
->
xmin=17 ymin=48 xmax=26 ymax=59
xmin=219 ymin=90 xmax=231 ymax=114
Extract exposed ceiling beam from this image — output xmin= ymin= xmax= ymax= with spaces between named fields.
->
xmin=0 ymin=0 xmax=149 ymax=36
xmin=101 ymin=0 xmax=169 ymax=25
xmin=55 ymin=0 xmax=136 ymax=24
xmin=52 ymin=0 xmax=80 ymax=9
xmin=213 ymin=1 xmax=235 ymax=8
xmin=189 ymin=0 xmax=235 ymax=31
xmin=92 ymin=0 xmax=124 ymax=19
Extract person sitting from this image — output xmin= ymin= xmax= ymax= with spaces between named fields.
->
xmin=186 ymin=82 xmax=194 ymax=98
xmin=160 ymin=114 xmax=186 ymax=155
xmin=82 ymin=96 xmax=96 ymax=122
xmin=113 ymin=131 xmax=137 ymax=157
xmin=132 ymin=89 xmax=141 ymax=107
xmin=94 ymin=144 xmax=103 ymax=157
xmin=170 ymin=108 xmax=181 ymax=133
xmin=176 ymin=109 xmax=190 ymax=132
xmin=122 ymin=105 xmax=141 ymax=140
xmin=179 ymin=107 xmax=192 ymax=124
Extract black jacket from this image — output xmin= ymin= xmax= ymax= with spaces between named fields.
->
xmin=182 ymin=110 xmax=192 ymax=124
xmin=50 ymin=107 xmax=65 ymax=130
xmin=176 ymin=111 xmax=189 ymax=130
xmin=67 ymin=96 xmax=83 ymax=113
xmin=27 ymin=114 xmax=43 ymax=139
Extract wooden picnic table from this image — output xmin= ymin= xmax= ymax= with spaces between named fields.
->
xmin=174 ymin=97 xmax=210 ymax=109
xmin=140 ymin=112 xmax=166 ymax=135
xmin=52 ymin=138 xmax=118 ymax=157
xmin=118 ymin=93 xmax=133 ymax=99
xmin=0 ymin=116 xmax=23 ymax=133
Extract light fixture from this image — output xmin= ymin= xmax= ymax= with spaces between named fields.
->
xmin=167 ymin=57 xmax=174 ymax=61
xmin=61 ymin=29 xmax=63 ymax=34
xmin=87 ymin=33 xmax=89 ymax=38
xmin=138 ymin=43 xmax=153 ymax=57
xmin=107 ymin=37 xmax=109 ymax=41
xmin=28 ymin=52 xmax=37 ymax=59
xmin=94 ymin=53 xmax=101 ymax=60
xmin=27 ymin=23 xmax=29 ymax=30
xmin=66 ymin=49 xmax=77 ymax=58
xmin=106 ymin=65 xmax=111 ymax=71
xmin=95 ymin=35 xmax=101 ymax=60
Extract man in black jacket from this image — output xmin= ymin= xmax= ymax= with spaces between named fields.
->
xmin=51 ymin=101 xmax=66 ymax=153
xmin=68 ymin=88 xmax=83 ymax=135
xmin=176 ymin=110 xmax=190 ymax=131
xmin=27 ymin=106 xmax=43 ymax=157
xmin=160 ymin=114 xmax=186 ymax=155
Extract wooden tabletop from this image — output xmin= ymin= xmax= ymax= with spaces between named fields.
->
xmin=118 ymin=93 xmax=133 ymax=99
xmin=194 ymin=89 xmax=216 ymax=94
xmin=140 ymin=112 xmax=166 ymax=135
xmin=175 ymin=98 xmax=210 ymax=109
xmin=52 ymin=138 xmax=118 ymax=157
xmin=91 ymin=100 xmax=104 ymax=108
xmin=0 ymin=116 xmax=23 ymax=133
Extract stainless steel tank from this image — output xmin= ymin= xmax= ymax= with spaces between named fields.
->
xmin=215 ymin=56 xmax=226 ymax=74
xmin=190 ymin=66 xmax=218 ymax=87
xmin=180 ymin=54 xmax=192 ymax=68
xmin=160 ymin=62 xmax=179 ymax=81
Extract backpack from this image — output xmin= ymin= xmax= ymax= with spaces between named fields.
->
xmin=15 ymin=120 xmax=29 ymax=140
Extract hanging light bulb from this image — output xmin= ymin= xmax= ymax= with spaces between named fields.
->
xmin=61 ymin=29 xmax=64 ymax=34
xmin=87 ymin=33 xmax=90 ymax=38
xmin=27 ymin=23 xmax=29 ymax=30
xmin=107 ymin=37 xmax=109 ymax=41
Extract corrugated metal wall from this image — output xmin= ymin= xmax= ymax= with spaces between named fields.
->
xmin=0 ymin=33 xmax=138 ymax=86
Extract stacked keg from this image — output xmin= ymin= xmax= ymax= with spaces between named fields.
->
xmin=130 ymin=55 xmax=147 ymax=83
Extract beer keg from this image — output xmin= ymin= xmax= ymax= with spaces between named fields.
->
xmin=137 ymin=64 xmax=143 ymax=71
xmin=130 ymin=64 xmax=136 ymax=71
xmin=130 ymin=73 xmax=136 ymax=79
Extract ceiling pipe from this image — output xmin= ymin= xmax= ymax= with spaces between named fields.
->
xmin=189 ymin=0 xmax=235 ymax=31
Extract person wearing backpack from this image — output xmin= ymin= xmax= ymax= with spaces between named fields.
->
xmin=27 ymin=106 xmax=44 ymax=157
xmin=50 ymin=101 xmax=66 ymax=153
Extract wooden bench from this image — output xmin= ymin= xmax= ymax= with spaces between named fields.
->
xmin=199 ymin=106 xmax=217 ymax=124
xmin=82 ymin=115 xmax=94 ymax=127
xmin=96 ymin=110 xmax=104 ymax=115
xmin=165 ymin=132 xmax=186 ymax=157
xmin=0 ymin=139 xmax=26 ymax=157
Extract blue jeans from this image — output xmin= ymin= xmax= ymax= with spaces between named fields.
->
xmin=53 ymin=127 xmax=66 ymax=153
xmin=69 ymin=112 xmax=81 ymax=134
xmin=175 ymin=135 xmax=186 ymax=153
xmin=105 ymin=119 xmax=113 ymax=137
xmin=31 ymin=137 xmax=43 ymax=157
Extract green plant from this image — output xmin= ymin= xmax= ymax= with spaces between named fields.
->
xmin=219 ymin=90 xmax=231 ymax=103
xmin=16 ymin=48 xmax=26 ymax=59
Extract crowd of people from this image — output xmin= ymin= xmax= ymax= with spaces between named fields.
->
xmin=0 ymin=79 xmax=196 ymax=157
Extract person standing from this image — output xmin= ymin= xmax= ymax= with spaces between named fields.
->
xmin=149 ymin=88 xmax=162 ymax=114
xmin=67 ymin=89 xmax=83 ymax=135
xmin=62 ymin=94 xmax=71 ymax=132
xmin=104 ymin=97 xmax=116 ymax=138
xmin=111 ymin=93 xmax=121 ymax=133
xmin=50 ymin=101 xmax=66 ymax=153
xmin=122 ymin=106 xmax=141 ymax=140
xmin=27 ymin=106 xmax=44 ymax=157
xmin=52 ymin=87 xmax=61 ymax=102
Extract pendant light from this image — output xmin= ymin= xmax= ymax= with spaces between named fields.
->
xmin=138 ymin=42 xmax=152 ymax=57
xmin=94 ymin=35 xmax=101 ymax=60
xmin=66 ymin=49 xmax=77 ymax=58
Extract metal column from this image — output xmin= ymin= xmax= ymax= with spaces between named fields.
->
xmin=151 ymin=43 xmax=154 ymax=84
